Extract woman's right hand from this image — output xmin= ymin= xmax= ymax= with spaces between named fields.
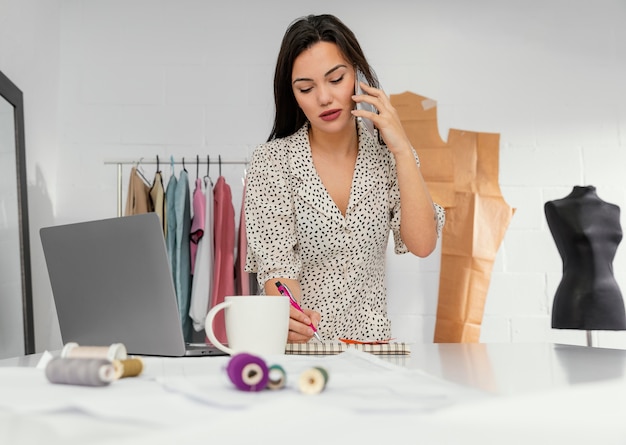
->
xmin=287 ymin=306 xmax=321 ymax=343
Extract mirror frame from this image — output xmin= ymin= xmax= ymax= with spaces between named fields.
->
xmin=0 ymin=70 xmax=34 ymax=354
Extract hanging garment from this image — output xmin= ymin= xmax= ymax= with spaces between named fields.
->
xmin=189 ymin=177 xmax=205 ymax=273
xmin=174 ymin=169 xmax=193 ymax=342
xmin=189 ymin=176 xmax=214 ymax=332
xmin=124 ymin=166 xmax=152 ymax=216
xmin=208 ymin=175 xmax=235 ymax=345
xmin=150 ymin=170 xmax=166 ymax=235
xmin=165 ymin=172 xmax=178 ymax=287
xmin=235 ymin=178 xmax=251 ymax=296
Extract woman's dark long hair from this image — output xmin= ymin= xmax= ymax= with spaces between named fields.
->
xmin=268 ymin=14 xmax=379 ymax=141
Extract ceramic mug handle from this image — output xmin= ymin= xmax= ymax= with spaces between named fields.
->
xmin=205 ymin=301 xmax=234 ymax=355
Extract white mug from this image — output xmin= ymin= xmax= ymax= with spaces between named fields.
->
xmin=205 ymin=295 xmax=290 ymax=356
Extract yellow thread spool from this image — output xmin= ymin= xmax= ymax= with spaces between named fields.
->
xmin=115 ymin=357 xmax=144 ymax=378
xmin=298 ymin=366 xmax=328 ymax=395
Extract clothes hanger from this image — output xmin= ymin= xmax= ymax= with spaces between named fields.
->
xmin=134 ymin=157 xmax=151 ymax=185
xmin=196 ymin=155 xmax=200 ymax=180
xmin=152 ymin=155 xmax=164 ymax=186
xmin=169 ymin=155 xmax=176 ymax=177
xmin=219 ymin=155 xmax=222 ymax=177
xmin=204 ymin=155 xmax=213 ymax=186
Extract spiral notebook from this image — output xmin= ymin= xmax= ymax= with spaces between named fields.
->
xmin=285 ymin=342 xmax=411 ymax=356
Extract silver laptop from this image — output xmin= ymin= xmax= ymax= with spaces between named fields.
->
xmin=40 ymin=213 xmax=226 ymax=357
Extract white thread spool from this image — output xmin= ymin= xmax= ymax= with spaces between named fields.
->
xmin=61 ymin=342 xmax=127 ymax=361
xmin=298 ymin=367 xmax=328 ymax=395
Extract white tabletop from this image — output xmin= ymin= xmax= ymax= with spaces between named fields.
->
xmin=408 ymin=342 xmax=626 ymax=394
xmin=2 ymin=343 xmax=626 ymax=445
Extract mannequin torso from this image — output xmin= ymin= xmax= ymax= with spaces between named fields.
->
xmin=545 ymin=185 xmax=626 ymax=330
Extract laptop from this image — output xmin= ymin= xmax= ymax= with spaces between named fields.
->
xmin=40 ymin=212 xmax=226 ymax=357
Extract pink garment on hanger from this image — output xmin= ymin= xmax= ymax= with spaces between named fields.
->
xmin=190 ymin=178 xmax=205 ymax=273
xmin=208 ymin=176 xmax=235 ymax=345
xmin=235 ymin=180 xmax=250 ymax=296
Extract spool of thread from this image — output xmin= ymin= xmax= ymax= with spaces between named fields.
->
xmin=114 ymin=357 xmax=144 ymax=378
xmin=61 ymin=342 xmax=127 ymax=361
xmin=298 ymin=366 xmax=328 ymax=395
xmin=266 ymin=364 xmax=287 ymax=390
xmin=226 ymin=353 xmax=269 ymax=392
xmin=111 ymin=359 xmax=124 ymax=380
xmin=45 ymin=357 xmax=116 ymax=387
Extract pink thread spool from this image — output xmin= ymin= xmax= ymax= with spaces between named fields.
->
xmin=226 ymin=353 xmax=269 ymax=392
xmin=61 ymin=342 xmax=127 ymax=361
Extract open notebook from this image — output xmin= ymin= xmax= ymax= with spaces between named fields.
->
xmin=285 ymin=342 xmax=411 ymax=356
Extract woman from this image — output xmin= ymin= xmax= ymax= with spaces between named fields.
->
xmin=245 ymin=14 xmax=445 ymax=343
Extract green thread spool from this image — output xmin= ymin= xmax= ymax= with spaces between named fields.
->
xmin=266 ymin=364 xmax=287 ymax=390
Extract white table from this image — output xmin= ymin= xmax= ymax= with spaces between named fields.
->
xmin=2 ymin=343 xmax=625 ymax=445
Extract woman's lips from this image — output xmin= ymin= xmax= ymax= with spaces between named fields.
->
xmin=319 ymin=109 xmax=341 ymax=121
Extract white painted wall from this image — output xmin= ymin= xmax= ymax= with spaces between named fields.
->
xmin=0 ymin=0 xmax=61 ymax=357
xmin=2 ymin=0 xmax=626 ymax=353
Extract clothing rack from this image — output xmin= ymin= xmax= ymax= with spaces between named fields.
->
xmin=104 ymin=157 xmax=249 ymax=217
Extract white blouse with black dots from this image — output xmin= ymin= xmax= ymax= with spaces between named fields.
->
xmin=244 ymin=122 xmax=445 ymax=342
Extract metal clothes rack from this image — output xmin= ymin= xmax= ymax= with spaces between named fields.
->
xmin=104 ymin=156 xmax=249 ymax=217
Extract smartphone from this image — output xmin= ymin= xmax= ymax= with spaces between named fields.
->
xmin=355 ymin=68 xmax=378 ymax=138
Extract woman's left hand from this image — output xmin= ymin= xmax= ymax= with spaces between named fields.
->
xmin=352 ymin=82 xmax=412 ymax=155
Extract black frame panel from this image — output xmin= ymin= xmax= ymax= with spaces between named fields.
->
xmin=0 ymin=70 xmax=34 ymax=354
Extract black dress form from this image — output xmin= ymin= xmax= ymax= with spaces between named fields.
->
xmin=545 ymin=186 xmax=626 ymax=330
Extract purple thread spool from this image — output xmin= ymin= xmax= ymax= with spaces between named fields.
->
xmin=226 ymin=353 xmax=269 ymax=392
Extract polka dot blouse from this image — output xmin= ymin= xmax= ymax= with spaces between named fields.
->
xmin=244 ymin=122 xmax=445 ymax=341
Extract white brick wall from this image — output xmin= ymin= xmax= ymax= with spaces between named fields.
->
xmin=3 ymin=0 xmax=626 ymax=352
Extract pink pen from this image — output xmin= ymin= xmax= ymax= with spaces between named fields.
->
xmin=275 ymin=281 xmax=322 ymax=342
